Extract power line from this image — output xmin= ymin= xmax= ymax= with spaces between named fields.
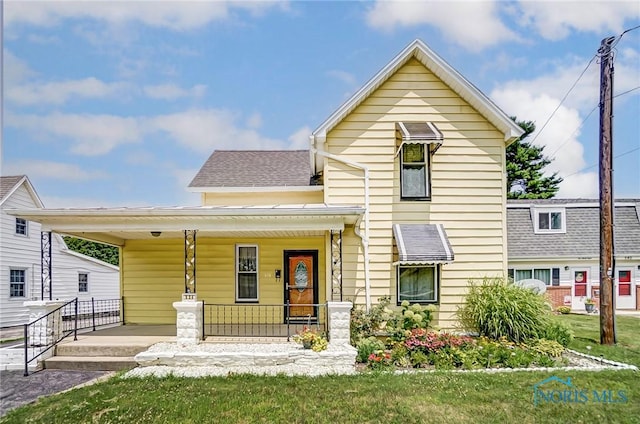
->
xmin=563 ymin=147 xmax=640 ymax=178
xmin=548 ymin=86 xmax=640 ymax=159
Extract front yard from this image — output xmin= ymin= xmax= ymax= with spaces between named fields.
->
xmin=1 ymin=314 xmax=638 ymax=424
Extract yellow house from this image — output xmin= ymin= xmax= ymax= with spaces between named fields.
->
xmin=10 ymin=40 xmax=523 ymax=331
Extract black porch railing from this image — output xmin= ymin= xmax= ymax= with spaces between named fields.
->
xmin=202 ymin=302 xmax=327 ymax=340
xmin=23 ymin=297 xmax=123 ymax=376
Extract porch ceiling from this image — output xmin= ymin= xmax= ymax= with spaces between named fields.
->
xmin=7 ymin=204 xmax=363 ymax=246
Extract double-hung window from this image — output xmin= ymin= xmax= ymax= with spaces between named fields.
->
xmin=510 ymin=267 xmax=560 ymax=286
xmin=10 ymin=269 xmax=26 ymax=298
xmin=400 ymin=144 xmax=430 ymax=200
xmin=15 ymin=218 xmax=28 ymax=236
xmin=78 ymin=273 xmax=89 ymax=293
xmin=397 ymin=265 xmax=438 ymax=303
xmin=236 ymin=245 xmax=258 ymax=302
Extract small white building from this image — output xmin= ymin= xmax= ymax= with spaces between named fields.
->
xmin=0 ymin=175 xmax=120 ymax=328
xmin=507 ymin=199 xmax=640 ymax=311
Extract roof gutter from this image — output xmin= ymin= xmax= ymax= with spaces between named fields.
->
xmin=311 ymin=137 xmax=372 ymax=311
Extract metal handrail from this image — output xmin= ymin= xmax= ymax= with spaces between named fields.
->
xmin=23 ymin=298 xmax=77 ymax=376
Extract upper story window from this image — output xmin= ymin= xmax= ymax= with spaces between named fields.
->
xmin=15 ymin=218 xmax=28 ymax=236
xmin=400 ymin=144 xmax=430 ymax=200
xmin=396 ymin=122 xmax=442 ymax=201
xmin=533 ymin=208 xmax=566 ymax=234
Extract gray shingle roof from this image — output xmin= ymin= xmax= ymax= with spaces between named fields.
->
xmin=507 ymin=200 xmax=640 ymax=258
xmin=189 ymin=150 xmax=314 ymax=188
xmin=0 ymin=175 xmax=26 ymax=202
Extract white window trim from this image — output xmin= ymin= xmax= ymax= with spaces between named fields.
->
xmin=396 ymin=264 xmax=439 ymax=304
xmin=9 ymin=268 xmax=27 ymax=299
xmin=235 ymin=244 xmax=259 ymax=302
xmin=15 ymin=218 xmax=28 ymax=237
xmin=532 ymin=207 xmax=566 ymax=234
xmin=78 ymin=272 xmax=89 ymax=293
xmin=400 ymin=143 xmax=431 ymax=200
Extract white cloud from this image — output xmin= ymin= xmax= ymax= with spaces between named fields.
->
xmin=147 ymin=109 xmax=286 ymax=153
xmin=246 ymin=113 xmax=263 ymax=129
xmin=7 ymin=77 xmax=130 ymax=105
xmin=518 ymin=0 xmax=640 ymax=40
xmin=6 ymin=112 xmax=143 ymax=156
xmin=3 ymin=49 xmax=37 ymax=85
xmin=491 ymin=88 xmax=598 ymax=198
xmin=4 ymin=1 xmax=289 ymax=30
xmin=287 ymin=126 xmax=312 ymax=149
xmin=365 ymin=0 xmax=519 ymax=51
xmin=2 ymin=160 xmax=107 ymax=181
xmin=39 ymin=195 xmax=122 ymax=208
xmin=143 ymin=83 xmax=207 ymax=100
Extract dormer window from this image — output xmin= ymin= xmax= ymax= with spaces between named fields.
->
xmin=533 ymin=208 xmax=566 ymax=233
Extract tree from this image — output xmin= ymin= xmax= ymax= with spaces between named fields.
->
xmin=63 ymin=237 xmax=119 ymax=266
xmin=507 ymin=119 xmax=563 ymax=199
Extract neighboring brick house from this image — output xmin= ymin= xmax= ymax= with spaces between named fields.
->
xmin=507 ymin=199 xmax=640 ymax=311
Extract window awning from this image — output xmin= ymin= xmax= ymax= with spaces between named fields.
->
xmin=395 ymin=122 xmax=444 ymax=156
xmin=392 ymin=223 xmax=454 ymax=265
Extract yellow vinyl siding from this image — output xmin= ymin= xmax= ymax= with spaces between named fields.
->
xmin=202 ymin=191 xmax=322 ymax=206
xmin=323 ymin=58 xmax=507 ymax=329
xmin=122 ymin=236 xmax=325 ymax=324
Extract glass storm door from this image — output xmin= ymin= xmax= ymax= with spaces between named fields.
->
xmin=284 ymin=251 xmax=317 ymax=319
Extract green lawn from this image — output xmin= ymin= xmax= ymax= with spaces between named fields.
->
xmin=2 ymin=314 xmax=638 ymax=424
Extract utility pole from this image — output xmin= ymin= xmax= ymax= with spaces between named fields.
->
xmin=598 ymin=36 xmax=616 ymax=345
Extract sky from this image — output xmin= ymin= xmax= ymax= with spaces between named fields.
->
xmin=1 ymin=0 xmax=639 ymax=208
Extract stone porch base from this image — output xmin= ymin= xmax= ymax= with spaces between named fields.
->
xmin=131 ymin=342 xmax=357 ymax=377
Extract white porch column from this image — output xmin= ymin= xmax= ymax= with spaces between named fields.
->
xmin=327 ymin=301 xmax=352 ymax=347
xmin=173 ymin=293 xmax=203 ymax=347
xmin=24 ymin=300 xmax=65 ymax=352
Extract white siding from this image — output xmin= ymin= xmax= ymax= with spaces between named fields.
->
xmin=0 ymin=182 xmax=120 ymax=328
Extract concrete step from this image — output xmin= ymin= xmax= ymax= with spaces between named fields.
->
xmin=55 ymin=343 xmax=152 ymax=357
xmin=44 ymin=356 xmax=137 ymax=371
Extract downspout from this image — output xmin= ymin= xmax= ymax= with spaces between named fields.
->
xmin=310 ymin=142 xmax=371 ymax=311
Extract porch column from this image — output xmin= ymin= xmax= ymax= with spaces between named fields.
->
xmin=184 ymin=229 xmax=197 ymax=293
xmin=327 ymin=301 xmax=352 ymax=347
xmin=173 ymin=294 xmax=203 ymax=346
xmin=330 ymin=230 xmax=343 ymax=301
xmin=24 ymin=300 xmax=65 ymax=351
xmin=41 ymin=231 xmax=52 ymax=300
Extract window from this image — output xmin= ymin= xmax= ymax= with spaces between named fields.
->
xmin=397 ymin=265 xmax=438 ymax=303
xmin=78 ymin=273 xmax=88 ymax=293
xmin=400 ymin=144 xmax=430 ymax=199
xmin=513 ymin=268 xmax=560 ymax=286
xmin=533 ymin=209 xmax=565 ymax=233
xmin=236 ymin=245 xmax=258 ymax=302
xmin=10 ymin=269 xmax=26 ymax=298
xmin=15 ymin=218 xmax=27 ymax=236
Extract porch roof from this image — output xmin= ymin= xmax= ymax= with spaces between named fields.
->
xmin=7 ymin=204 xmax=364 ymax=246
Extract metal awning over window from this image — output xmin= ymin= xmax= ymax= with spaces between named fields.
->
xmin=392 ymin=223 xmax=454 ymax=265
xmin=395 ymin=122 xmax=444 ymax=156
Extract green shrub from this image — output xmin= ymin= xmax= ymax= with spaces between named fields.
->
xmin=355 ymin=337 xmax=386 ymax=363
xmin=556 ymin=306 xmax=571 ymax=314
xmin=542 ymin=321 xmax=573 ymax=347
xmin=386 ymin=301 xmax=435 ymax=341
xmin=529 ymin=339 xmax=565 ymax=357
xmin=456 ymin=277 xmax=551 ymax=343
xmin=409 ymin=350 xmax=429 ymax=368
xmin=350 ymin=297 xmax=393 ymax=344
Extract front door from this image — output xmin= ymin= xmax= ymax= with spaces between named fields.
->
xmin=616 ymin=269 xmax=635 ymax=309
xmin=284 ymin=250 xmax=318 ymax=320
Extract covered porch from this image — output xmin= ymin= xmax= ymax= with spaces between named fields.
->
xmin=8 ymin=204 xmax=363 ymax=339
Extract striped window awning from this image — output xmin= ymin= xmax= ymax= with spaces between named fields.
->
xmin=392 ymin=223 xmax=454 ymax=265
xmin=395 ymin=122 xmax=444 ymax=156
